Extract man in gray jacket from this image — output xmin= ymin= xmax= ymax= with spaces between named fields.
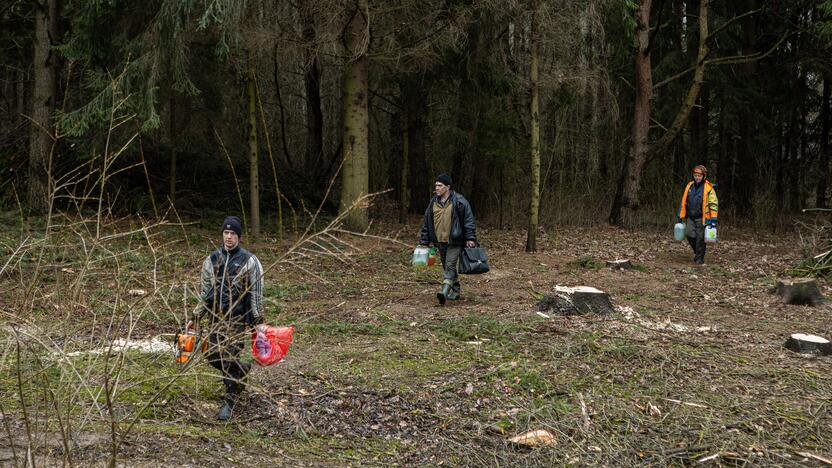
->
xmin=419 ymin=173 xmax=477 ymax=305
xmin=192 ymin=215 xmax=266 ymax=420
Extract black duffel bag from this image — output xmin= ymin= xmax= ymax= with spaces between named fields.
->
xmin=459 ymin=246 xmax=490 ymax=275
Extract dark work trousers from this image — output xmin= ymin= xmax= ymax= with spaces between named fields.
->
xmin=685 ymin=218 xmax=706 ymax=264
xmin=438 ymin=243 xmax=462 ymax=298
xmin=205 ymin=319 xmax=251 ymax=399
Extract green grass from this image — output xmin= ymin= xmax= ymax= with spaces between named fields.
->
xmin=263 ymin=282 xmax=312 ymax=299
xmin=430 ymin=315 xmax=519 ymax=343
xmin=336 ymin=345 xmax=471 ymax=387
xmin=283 ymin=314 xmax=408 ymax=338
xmin=566 ymin=255 xmax=604 ymax=270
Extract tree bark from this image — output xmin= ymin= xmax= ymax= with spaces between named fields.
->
xmin=339 ymin=0 xmax=370 ymax=231
xmin=609 ymin=0 xmax=652 ymax=226
xmin=404 ymin=81 xmax=428 ymax=213
xmin=168 ymin=94 xmax=177 ymax=207
xmin=27 ymin=0 xmax=58 ymax=213
xmin=817 ymin=78 xmax=830 ymax=208
xmin=730 ymin=0 xmax=759 ymax=213
xmin=300 ymin=7 xmax=324 ymax=184
xmin=247 ymin=50 xmax=260 ymax=239
xmin=700 ymin=84 xmax=710 ymax=167
xmin=526 ymin=0 xmax=541 ymax=252
xmin=399 ymin=111 xmax=409 ymax=224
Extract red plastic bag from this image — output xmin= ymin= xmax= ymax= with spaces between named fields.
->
xmin=251 ymin=325 xmax=294 ymax=366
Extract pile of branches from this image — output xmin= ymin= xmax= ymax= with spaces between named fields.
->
xmin=793 ymin=210 xmax=832 ymax=278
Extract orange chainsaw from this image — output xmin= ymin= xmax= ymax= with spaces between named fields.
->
xmin=175 ymin=320 xmax=207 ymax=364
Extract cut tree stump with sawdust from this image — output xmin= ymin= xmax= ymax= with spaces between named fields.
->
xmin=537 ymin=286 xmax=614 ymax=316
xmin=606 ymin=259 xmax=633 ymax=270
xmin=774 ymin=278 xmax=825 ymax=306
xmin=784 ymin=334 xmax=832 ymax=355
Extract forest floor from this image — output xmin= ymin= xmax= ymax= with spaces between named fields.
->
xmin=1 ymin=217 xmax=831 ymax=466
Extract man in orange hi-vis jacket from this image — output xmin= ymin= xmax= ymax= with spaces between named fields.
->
xmin=677 ymin=165 xmax=719 ymax=265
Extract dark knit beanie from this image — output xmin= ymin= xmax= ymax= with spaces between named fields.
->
xmin=436 ymin=173 xmax=452 ymax=186
xmin=222 ymin=216 xmax=243 ymax=237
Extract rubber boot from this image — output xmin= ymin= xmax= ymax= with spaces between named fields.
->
xmin=446 ymin=284 xmax=460 ymax=300
xmin=217 ymin=394 xmax=236 ymax=421
xmin=437 ymin=283 xmax=451 ymax=306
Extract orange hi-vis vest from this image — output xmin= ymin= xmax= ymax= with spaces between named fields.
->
xmin=678 ymin=180 xmax=718 ymax=224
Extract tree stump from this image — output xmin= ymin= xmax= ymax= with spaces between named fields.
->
xmin=537 ymin=286 xmax=614 ymax=316
xmin=784 ymin=334 xmax=832 ymax=355
xmin=606 ymin=259 xmax=633 ymax=270
xmin=775 ymin=278 xmax=825 ymax=306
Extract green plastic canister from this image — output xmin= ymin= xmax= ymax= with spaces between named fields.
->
xmin=704 ymin=225 xmax=717 ymax=243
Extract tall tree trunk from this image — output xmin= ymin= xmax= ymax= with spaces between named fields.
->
xmin=405 ymin=82 xmax=428 ymax=213
xmin=609 ymin=0 xmax=652 ymax=226
xmin=717 ymin=89 xmax=731 ymax=194
xmin=339 ymin=0 xmax=370 ymax=231
xmin=301 ymin=8 xmax=324 ymax=184
xmin=526 ymin=0 xmax=541 ymax=252
xmin=792 ymin=80 xmax=806 ymax=212
xmin=399 ymin=111 xmax=409 ymax=224
xmin=700 ymin=84 xmax=710 ymax=167
xmin=731 ymin=0 xmax=759 ymax=213
xmin=27 ymin=0 xmax=58 ymax=213
xmin=452 ymin=18 xmax=482 ymax=201
xmin=247 ymin=50 xmax=260 ymax=238
xmin=270 ymin=48 xmax=294 ymax=171
xmin=776 ymin=116 xmax=789 ymax=213
xmin=168 ymin=94 xmax=176 ymax=206
xmin=817 ymin=78 xmax=830 ymax=208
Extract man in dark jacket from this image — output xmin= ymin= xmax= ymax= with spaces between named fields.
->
xmin=419 ymin=173 xmax=477 ymax=305
xmin=192 ymin=215 xmax=266 ymax=420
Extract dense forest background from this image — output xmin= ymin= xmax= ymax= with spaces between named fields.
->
xmin=2 ymin=0 xmax=832 ymax=239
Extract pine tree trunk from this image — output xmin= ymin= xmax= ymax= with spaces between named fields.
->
xmin=399 ymin=111 xmax=409 ymax=224
xmin=526 ymin=0 xmax=541 ymax=252
xmin=27 ymin=0 xmax=58 ymax=213
xmin=732 ymin=0 xmax=759 ymax=213
xmin=168 ymin=94 xmax=177 ymax=207
xmin=406 ymin=84 xmax=428 ymax=213
xmin=817 ymin=78 xmax=830 ymax=208
xmin=339 ymin=0 xmax=370 ymax=231
xmin=700 ymin=84 xmax=710 ymax=167
xmin=247 ymin=50 xmax=260 ymax=239
xmin=300 ymin=6 xmax=324 ymax=183
xmin=609 ymin=0 xmax=652 ymax=226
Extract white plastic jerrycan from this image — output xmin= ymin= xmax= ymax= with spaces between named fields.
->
xmin=412 ymin=246 xmax=429 ymax=266
xmin=704 ymin=225 xmax=717 ymax=243
xmin=673 ymin=222 xmax=685 ymax=241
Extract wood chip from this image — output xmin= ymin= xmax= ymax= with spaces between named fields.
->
xmin=509 ymin=429 xmax=557 ymax=447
